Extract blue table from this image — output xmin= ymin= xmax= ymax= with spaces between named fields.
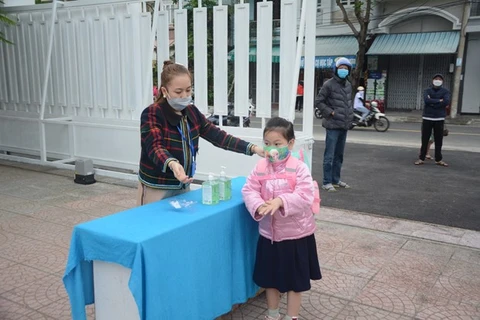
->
xmin=63 ymin=177 xmax=259 ymax=320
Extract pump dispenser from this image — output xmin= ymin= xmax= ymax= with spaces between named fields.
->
xmin=202 ymin=173 xmax=219 ymax=205
xmin=219 ymin=166 xmax=232 ymax=201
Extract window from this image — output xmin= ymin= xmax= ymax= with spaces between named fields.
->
xmin=472 ymin=1 xmax=480 ymax=17
xmin=339 ymin=0 xmax=353 ymax=6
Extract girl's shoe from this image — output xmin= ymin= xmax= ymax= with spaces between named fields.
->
xmin=425 ymin=154 xmax=432 ymax=160
xmin=265 ymin=315 xmax=282 ymax=320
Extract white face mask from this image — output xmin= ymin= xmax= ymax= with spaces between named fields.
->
xmin=433 ymin=80 xmax=443 ymax=87
xmin=167 ymin=96 xmax=192 ymax=111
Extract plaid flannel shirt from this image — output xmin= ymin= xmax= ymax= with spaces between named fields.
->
xmin=139 ymin=102 xmax=255 ymax=189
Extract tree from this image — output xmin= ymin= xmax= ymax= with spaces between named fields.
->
xmin=0 ymin=0 xmax=16 ymax=44
xmin=335 ymin=0 xmax=373 ymax=90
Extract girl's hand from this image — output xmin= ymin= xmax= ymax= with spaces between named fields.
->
xmin=258 ymin=198 xmax=283 ymax=216
xmin=169 ymin=161 xmax=194 ymax=184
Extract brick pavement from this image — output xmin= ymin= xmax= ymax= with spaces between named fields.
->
xmin=0 ymin=160 xmax=479 ymax=320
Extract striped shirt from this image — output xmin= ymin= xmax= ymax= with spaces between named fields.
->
xmin=139 ymin=102 xmax=255 ymax=189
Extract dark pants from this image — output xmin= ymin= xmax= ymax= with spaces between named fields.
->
xmin=419 ymin=119 xmax=444 ymax=162
xmin=323 ymin=129 xmax=348 ymax=185
xmin=295 ymin=96 xmax=303 ymax=110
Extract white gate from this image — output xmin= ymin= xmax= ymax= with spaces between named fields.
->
xmin=0 ymin=0 xmax=316 ymax=181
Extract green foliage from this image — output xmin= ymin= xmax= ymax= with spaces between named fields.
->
xmin=0 ymin=0 xmax=16 ymax=44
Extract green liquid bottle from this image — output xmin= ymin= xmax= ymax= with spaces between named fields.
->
xmin=202 ymin=173 xmax=219 ymax=205
xmin=219 ymin=166 xmax=232 ymax=201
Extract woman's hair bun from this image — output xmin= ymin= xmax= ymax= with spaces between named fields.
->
xmin=163 ymin=60 xmax=175 ymax=69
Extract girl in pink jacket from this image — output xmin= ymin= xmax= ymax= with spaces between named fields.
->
xmin=242 ymin=117 xmax=322 ymax=320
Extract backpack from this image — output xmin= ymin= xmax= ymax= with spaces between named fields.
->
xmin=254 ymin=149 xmax=321 ymax=214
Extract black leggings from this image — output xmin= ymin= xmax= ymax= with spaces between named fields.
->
xmin=419 ymin=119 xmax=444 ymax=162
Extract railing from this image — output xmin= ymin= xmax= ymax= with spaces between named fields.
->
xmin=0 ymin=0 xmax=317 ymax=181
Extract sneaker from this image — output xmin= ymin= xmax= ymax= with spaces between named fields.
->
xmin=333 ymin=181 xmax=350 ymax=188
xmin=322 ymin=183 xmax=337 ymax=192
xmin=265 ymin=315 xmax=282 ymax=320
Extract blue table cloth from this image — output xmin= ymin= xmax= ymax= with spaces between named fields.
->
xmin=63 ymin=177 xmax=259 ymax=320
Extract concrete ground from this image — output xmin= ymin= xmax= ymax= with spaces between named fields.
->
xmin=0 ymin=160 xmax=480 ymax=320
xmin=311 ymin=142 xmax=480 ymax=231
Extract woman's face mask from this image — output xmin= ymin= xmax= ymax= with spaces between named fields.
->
xmin=433 ymin=80 xmax=443 ymax=87
xmin=337 ymin=69 xmax=349 ymax=79
xmin=264 ymin=145 xmax=290 ymax=163
xmin=167 ymin=96 xmax=192 ymax=111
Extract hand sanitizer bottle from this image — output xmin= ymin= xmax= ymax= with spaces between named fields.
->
xmin=202 ymin=173 xmax=219 ymax=205
xmin=219 ymin=166 xmax=232 ymax=201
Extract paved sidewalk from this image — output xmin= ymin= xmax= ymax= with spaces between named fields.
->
xmin=0 ymin=160 xmax=479 ymax=320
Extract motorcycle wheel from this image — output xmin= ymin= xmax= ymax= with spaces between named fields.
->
xmin=315 ymin=108 xmax=323 ymax=119
xmin=374 ymin=116 xmax=390 ymax=132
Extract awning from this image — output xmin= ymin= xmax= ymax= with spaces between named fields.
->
xmin=367 ymin=31 xmax=460 ymax=55
xmin=228 ymin=36 xmax=357 ymax=67
xmin=227 ymin=46 xmax=280 ymax=63
xmin=313 ymin=36 xmax=358 ymax=56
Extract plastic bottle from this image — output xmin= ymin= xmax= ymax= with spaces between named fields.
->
xmin=202 ymin=173 xmax=219 ymax=205
xmin=219 ymin=166 xmax=232 ymax=201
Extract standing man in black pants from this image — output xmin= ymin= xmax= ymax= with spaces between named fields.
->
xmin=415 ymin=74 xmax=451 ymax=167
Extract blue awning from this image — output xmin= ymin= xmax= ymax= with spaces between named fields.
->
xmin=228 ymin=36 xmax=358 ymax=68
xmin=367 ymin=32 xmax=460 ymax=55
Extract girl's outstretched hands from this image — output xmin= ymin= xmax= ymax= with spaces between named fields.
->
xmin=257 ymin=198 xmax=283 ymax=216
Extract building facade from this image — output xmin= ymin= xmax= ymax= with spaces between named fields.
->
xmin=463 ymin=2 xmax=480 ymax=114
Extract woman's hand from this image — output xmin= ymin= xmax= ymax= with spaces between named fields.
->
xmin=169 ymin=161 xmax=194 ymax=184
xmin=257 ymin=198 xmax=283 ymax=216
xmin=252 ymin=145 xmax=265 ymax=158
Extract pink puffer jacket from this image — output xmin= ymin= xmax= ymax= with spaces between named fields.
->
xmin=241 ymin=156 xmax=316 ymax=242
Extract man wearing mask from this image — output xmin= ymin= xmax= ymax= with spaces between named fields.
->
xmin=415 ymin=74 xmax=451 ymax=167
xmin=315 ymin=57 xmax=354 ymax=192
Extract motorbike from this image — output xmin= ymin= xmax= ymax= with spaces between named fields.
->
xmin=351 ymin=101 xmax=390 ymax=132
xmin=207 ymin=102 xmax=252 ymax=127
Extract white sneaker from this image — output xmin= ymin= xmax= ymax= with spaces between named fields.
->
xmin=333 ymin=181 xmax=351 ymax=188
xmin=322 ymin=183 xmax=337 ymax=192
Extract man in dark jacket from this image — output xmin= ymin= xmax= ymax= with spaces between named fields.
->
xmin=415 ymin=74 xmax=451 ymax=167
xmin=315 ymin=57 xmax=354 ymax=192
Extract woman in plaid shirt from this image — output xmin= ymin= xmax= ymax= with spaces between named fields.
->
xmin=137 ymin=60 xmax=264 ymax=205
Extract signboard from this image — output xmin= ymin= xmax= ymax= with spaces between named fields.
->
xmin=300 ymin=55 xmax=356 ymax=69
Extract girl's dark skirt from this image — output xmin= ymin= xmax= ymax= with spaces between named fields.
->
xmin=253 ymin=234 xmax=322 ymax=293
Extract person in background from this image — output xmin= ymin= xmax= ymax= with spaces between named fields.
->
xmin=415 ymin=74 xmax=451 ymax=167
xmin=315 ymin=57 xmax=354 ymax=192
xmin=353 ymin=86 xmax=370 ymax=124
xmin=295 ymin=81 xmax=304 ymax=111
xmin=242 ymin=117 xmax=321 ymax=320
xmin=138 ymin=60 xmax=264 ymax=206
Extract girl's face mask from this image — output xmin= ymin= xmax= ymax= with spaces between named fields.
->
xmin=264 ymin=145 xmax=290 ymax=163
